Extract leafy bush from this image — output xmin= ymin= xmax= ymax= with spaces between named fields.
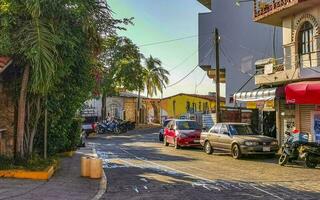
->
xmin=0 ymin=155 xmax=57 ymax=171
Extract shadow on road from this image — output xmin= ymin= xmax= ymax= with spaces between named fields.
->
xmin=102 ymin=162 xmax=320 ymax=200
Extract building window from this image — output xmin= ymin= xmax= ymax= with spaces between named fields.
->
xmin=199 ymin=102 xmax=202 ymax=112
xmin=192 ymin=103 xmax=196 ymax=112
xmin=203 ymin=102 xmax=208 ymax=113
xmin=186 ymin=101 xmax=190 ymax=112
xmin=298 ymin=21 xmax=314 ymax=55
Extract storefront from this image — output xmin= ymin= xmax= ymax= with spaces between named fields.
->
xmin=285 ymin=81 xmax=320 ymax=142
xmin=234 ymin=88 xmax=283 ymax=140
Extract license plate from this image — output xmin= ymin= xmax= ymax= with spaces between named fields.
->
xmin=194 ymin=140 xmax=200 ymax=143
xmin=263 ymin=146 xmax=271 ymax=152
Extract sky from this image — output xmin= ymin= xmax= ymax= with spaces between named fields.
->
xmin=108 ymin=0 xmax=225 ymax=98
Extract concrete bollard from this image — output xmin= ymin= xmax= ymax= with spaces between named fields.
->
xmin=81 ymin=156 xmax=91 ymax=177
xmin=89 ymin=158 xmax=103 ymax=179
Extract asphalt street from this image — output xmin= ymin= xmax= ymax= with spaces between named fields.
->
xmin=88 ymin=128 xmax=320 ymax=200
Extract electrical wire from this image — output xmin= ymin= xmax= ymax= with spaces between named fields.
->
xmin=168 ymin=36 xmax=212 ymax=72
xmin=138 ymin=35 xmax=198 ymax=47
xmin=196 ymin=72 xmax=207 ymax=87
xmin=166 ymin=48 xmax=213 ymax=88
xmin=138 ymin=33 xmax=211 ymax=47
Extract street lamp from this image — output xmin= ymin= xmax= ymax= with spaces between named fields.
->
xmin=235 ymin=0 xmax=254 ymax=7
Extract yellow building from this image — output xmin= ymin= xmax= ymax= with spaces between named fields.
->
xmin=160 ymin=93 xmax=225 ymax=119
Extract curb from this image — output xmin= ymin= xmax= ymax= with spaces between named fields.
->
xmin=91 ymin=148 xmax=107 ymax=200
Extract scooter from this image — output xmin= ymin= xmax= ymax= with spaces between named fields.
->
xmin=279 ymin=130 xmax=320 ymax=168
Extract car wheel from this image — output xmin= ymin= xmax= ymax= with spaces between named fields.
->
xmin=278 ymin=153 xmax=289 ymax=166
xmin=174 ymin=139 xmax=180 ymax=149
xmin=231 ymin=144 xmax=242 ymax=159
xmin=159 ymin=134 xmax=163 ymax=142
xmin=204 ymin=141 xmax=213 ymax=154
xmin=163 ymin=136 xmax=169 ymax=146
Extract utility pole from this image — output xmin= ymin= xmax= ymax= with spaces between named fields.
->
xmin=214 ymin=28 xmax=221 ymax=123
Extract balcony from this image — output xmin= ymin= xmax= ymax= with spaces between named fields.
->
xmin=254 ymin=0 xmax=320 ymax=26
xmin=255 ymin=51 xmax=320 ymax=85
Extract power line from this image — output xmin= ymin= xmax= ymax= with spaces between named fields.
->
xmin=168 ymin=36 xmax=211 ymax=72
xmin=167 ymin=48 xmax=213 ymax=88
xmin=196 ymin=72 xmax=207 ymax=87
xmin=138 ymin=33 xmax=212 ymax=47
xmin=138 ymin=35 xmax=198 ymax=47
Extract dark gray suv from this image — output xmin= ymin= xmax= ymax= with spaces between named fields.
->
xmin=200 ymin=123 xmax=279 ymax=159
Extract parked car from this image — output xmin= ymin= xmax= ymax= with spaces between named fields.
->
xmin=82 ymin=116 xmax=97 ymax=136
xmin=163 ymin=119 xmax=202 ymax=149
xmin=200 ymin=123 xmax=279 ymax=159
xmin=159 ymin=119 xmax=171 ymax=141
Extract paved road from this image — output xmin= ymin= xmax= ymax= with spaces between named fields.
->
xmin=88 ymin=128 xmax=320 ymax=200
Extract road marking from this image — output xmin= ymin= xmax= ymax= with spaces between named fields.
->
xmin=133 ymin=186 xmax=139 ymax=193
xmin=119 ymin=147 xmax=284 ymax=199
xmin=250 ymin=184 xmax=284 ymax=200
xmin=140 ymin=178 xmax=148 ymax=183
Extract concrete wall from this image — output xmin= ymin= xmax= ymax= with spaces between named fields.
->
xmin=160 ymin=94 xmax=224 ymax=118
xmin=105 ymin=97 xmax=124 ymax=119
xmin=282 ymin=7 xmax=320 ymax=71
xmin=198 ymin=0 xmax=283 ymax=105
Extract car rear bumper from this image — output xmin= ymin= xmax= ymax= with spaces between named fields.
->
xmin=240 ymin=145 xmax=279 ymax=154
xmin=178 ymin=138 xmax=201 ymax=147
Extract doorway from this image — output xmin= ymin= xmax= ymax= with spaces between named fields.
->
xmin=263 ymin=111 xmax=276 ymax=138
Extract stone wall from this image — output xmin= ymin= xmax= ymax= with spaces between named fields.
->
xmin=0 ymin=77 xmax=15 ymax=157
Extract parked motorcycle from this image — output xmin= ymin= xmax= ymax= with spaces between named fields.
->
xmin=96 ymin=120 xmax=121 ymax=135
xmin=279 ymin=130 xmax=320 ymax=168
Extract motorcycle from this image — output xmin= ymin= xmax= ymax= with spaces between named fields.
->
xmin=279 ymin=130 xmax=320 ymax=168
xmin=96 ymin=120 xmax=121 ymax=135
xmin=299 ymin=143 xmax=320 ymax=168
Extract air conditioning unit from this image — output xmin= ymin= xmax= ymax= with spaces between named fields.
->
xmin=264 ymin=63 xmax=274 ymax=75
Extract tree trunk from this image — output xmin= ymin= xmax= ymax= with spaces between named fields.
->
xmin=16 ymin=65 xmax=30 ymax=158
xmin=28 ymin=97 xmax=41 ymax=156
xmin=101 ymin=93 xmax=106 ymax=120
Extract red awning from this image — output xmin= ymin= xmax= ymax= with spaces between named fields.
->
xmin=285 ymin=81 xmax=320 ymax=104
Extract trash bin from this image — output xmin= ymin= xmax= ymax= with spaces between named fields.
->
xmin=89 ymin=158 xmax=103 ymax=179
xmin=81 ymin=156 xmax=91 ymax=177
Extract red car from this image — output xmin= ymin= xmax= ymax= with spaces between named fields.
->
xmin=163 ymin=119 xmax=202 ymax=149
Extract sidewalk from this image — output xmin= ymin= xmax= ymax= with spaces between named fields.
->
xmin=0 ymin=148 xmax=101 ymax=200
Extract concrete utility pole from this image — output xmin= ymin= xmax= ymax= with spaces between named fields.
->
xmin=214 ymin=28 xmax=221 ymax=123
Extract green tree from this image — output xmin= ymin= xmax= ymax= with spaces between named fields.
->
xmin=143 ymin=56 xmax=170 ymax=97
xmin=0 ymin=0 xmax=129 ymax=159
xmin=100 ymin=35 xmax=144 ymax=119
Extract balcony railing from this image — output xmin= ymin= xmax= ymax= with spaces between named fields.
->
xmin=255 ymin=51 xmax=320 ymax=85
xmin=254 ymin=0 xmax=295 ymax=18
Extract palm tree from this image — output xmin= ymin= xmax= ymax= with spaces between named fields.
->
xmin=142 ymin=56 xmax=169 ymax=123
xmin=143 ymin=56 xmax=169 ymax=98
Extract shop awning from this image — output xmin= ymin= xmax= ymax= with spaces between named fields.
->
xmin=286 ymin=81 xmax=320 ymax=104
xmin=234 ymin=88 xmax=279 ymax=102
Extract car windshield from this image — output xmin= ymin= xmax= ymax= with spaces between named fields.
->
xmin=176 ymin=121 xmax=201 ymax=130
xmin=229 ymin=125 xmax=257 ymax=135
xmin=163 ymin=120 xmax=170 ymax=128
